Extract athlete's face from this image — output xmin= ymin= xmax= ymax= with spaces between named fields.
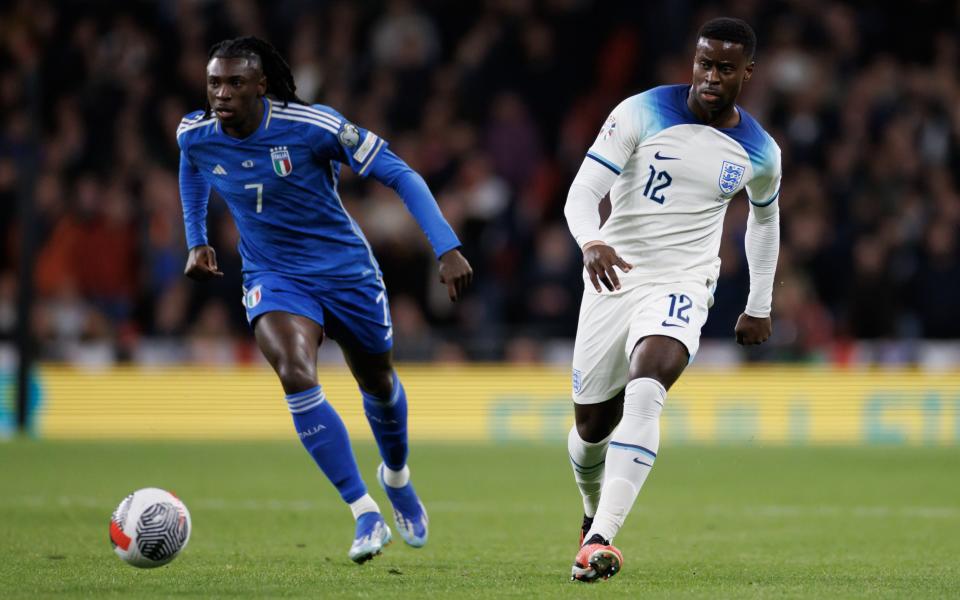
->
xmin=690 ymin=37 xmax=753 ymax=114
xmin=206 ymin=57 xmax=266 ymax=127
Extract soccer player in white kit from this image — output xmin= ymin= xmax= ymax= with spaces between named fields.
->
xmin=564 ymin=18 xmax=781 ymax=582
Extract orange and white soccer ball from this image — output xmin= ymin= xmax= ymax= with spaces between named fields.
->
xmin=109 ymin=487 xmax=191 ymax=568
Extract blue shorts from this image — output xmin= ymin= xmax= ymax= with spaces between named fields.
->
xmin=242 ymin=272 xmax=393 ymax=354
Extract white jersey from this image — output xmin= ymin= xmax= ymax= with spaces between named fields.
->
xmin=584 ymin=84 xmax=781 ymax=288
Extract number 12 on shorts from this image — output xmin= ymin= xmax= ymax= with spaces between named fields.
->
xmin=667 ymin=293 xmax=692 ymax=324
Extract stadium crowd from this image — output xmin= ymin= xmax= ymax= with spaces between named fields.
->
xmin=1 ymin=0 xmax=959 ymax=364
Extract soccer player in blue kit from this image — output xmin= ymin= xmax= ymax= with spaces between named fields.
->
xmin=177 ymin=37 xmax=473 ymax=563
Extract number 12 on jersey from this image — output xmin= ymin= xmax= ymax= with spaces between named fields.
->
xmin=244 ymin=183 xmax=263 ymax=213
xmin=667 ymin=293 xmax=691 ymax=323
xmin=643 ymin=166 xmax=672 ymax=204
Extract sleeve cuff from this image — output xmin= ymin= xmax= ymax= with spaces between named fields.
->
xmin=744 ymin=307 xmax=771 ymax=318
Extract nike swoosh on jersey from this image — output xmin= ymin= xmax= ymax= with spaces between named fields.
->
xmin=660 ymin=320 xmax=685 ymax=328
xmin=654 ymin=151 xmax=680 ymax=160
xmin=633 ymin=457 xmax=653 ymax=467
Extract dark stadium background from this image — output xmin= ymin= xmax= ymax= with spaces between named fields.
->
xmin=1 ymin=3 xmax=958 ymax=597
xmin=2 ymin=0 xmax=958 ymax=369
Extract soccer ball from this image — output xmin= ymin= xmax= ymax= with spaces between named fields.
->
xmin=109 ymin=487 xmax=191 ymax=568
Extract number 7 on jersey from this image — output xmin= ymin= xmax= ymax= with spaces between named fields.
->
xmin=244 ymin=183 xmax=263 ymax=213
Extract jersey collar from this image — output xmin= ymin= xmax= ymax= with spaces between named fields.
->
xmin=680 ymin=85 xmax=744 ymax=133
xmin=216 ymin=97 xmax=273 ymax=143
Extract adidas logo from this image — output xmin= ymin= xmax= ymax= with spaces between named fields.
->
xmin=212 ymin=164 xmax=227 ymax=175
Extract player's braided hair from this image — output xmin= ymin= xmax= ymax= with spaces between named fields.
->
xmin=698 ymin=17 xmax=757 ymax=60
xmin=204 ymin=36 xmax=306 ymax=117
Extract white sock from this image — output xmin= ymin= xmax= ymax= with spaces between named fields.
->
xmin=349 ymin=493 xmax=380 ymax=520
xmin=568 ymin=425 xmax=613 ymax=518
xmin=382 ymin=464 xmax=410 ymax=488
xmin=587 ymin=378 xmax=665 ymax=542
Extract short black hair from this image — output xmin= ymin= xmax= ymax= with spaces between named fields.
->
xmin=204 ymin=36 xmax=306 ymax=117
xmin=697 ymin=17 xmax=757 ymax=61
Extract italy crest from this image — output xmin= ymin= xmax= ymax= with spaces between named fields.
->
xmin=718 ymin=160 xmax=745 ymax=195
xmin=270 ymin=146 xmax=293 ymax=177
xmin=244 ymin=285 xmax=262 ymax=309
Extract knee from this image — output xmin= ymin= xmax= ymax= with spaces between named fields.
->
xmin=628 ymin=337 xmax=688 ymax=390
xmin=359 ymin=369 xmax=395 ymax=401
xmin=623 ymin=378 xmax=666 ymax=419
xmin=574 ymin=390 xmax=624 ymax=442
xmin=274 ymin=356 xmax=316 ymax=394
xmin=576 ymin=416 xmax=613 ymax=444
xmin=575 ymin=421 xmax=601 ymax=443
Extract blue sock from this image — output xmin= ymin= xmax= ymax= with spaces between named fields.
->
xmin=361 ymin=372 xmax=409 ymax=471
xmin=287 ymin=386 xmax=367 ymax=503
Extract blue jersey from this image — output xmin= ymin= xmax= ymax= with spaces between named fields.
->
xmin=177 ymin=97 xmax=460 ymax=281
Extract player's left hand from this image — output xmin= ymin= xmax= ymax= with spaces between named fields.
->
xmin=734 ymin=313 xmax=772 ymax=345
xmin=438 ymin=248 xmax=473 ymax=302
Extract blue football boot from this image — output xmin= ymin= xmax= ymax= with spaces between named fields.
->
xmin=377 ymin=463 xmax=428 ymax=548
xmin=348 ymin=511 xmax=391 ymax=564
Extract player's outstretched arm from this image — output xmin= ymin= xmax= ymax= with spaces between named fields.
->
xmin=184 ymin=245 xmax=224 ymax=281
xmin=368 ymin=148 xmax=472 ymax=301
xmin=438 ymin=248 xmax=473 ymax=302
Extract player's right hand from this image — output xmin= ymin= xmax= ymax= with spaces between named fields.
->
xmin=438 ymin=248 xmax=473 ymax=302
xmin=582 ymin=241 xmax=632 ymax=292
xmin=184 ymin=245 xmax=224 ymax=281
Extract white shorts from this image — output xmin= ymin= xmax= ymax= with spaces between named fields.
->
xmin=571 ymin=281 xmax=713 ymax=404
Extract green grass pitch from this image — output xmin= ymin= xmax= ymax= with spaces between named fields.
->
xmin=1 ymin=440 xmax=958 ymax=598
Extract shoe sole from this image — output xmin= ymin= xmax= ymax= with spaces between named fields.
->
xmin=571 ymin=548 xmax=622 ymax=582
xmin=588 ymin=548 xmax=622 ymax=580
xmin=349 ymin=527 xmax=393 ymax=564
xmin=571 ymin=563 xmax=600 ymax=582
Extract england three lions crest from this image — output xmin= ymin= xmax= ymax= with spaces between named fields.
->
xmin=270 ymin=146 xmax=293 ymax=177
xmin=718 ymin=161 xmax=745 ymax=195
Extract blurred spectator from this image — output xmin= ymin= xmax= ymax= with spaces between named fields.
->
xmin=519 ymin=223 xmax=581 ymax=338
xmin=0 ymin=271 xmax=16 ymax=340
xmin=914 ymin=222 xmax=960 ymax=339
xmin=484 ymin=92 xmax=542 ymax=190
xmin=389 ymin=294 xmax=437 ymax=362
xmin=34 ymin=176 xmax=139 ymax=322
xmin=2 ymin=0 xmax=960 ymax=364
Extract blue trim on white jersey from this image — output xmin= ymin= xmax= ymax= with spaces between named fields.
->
xmin=632 ymin=85 xmax=778 ymax=179
xmin=586 ymin=151 xmax=622 ymax=175
xmin=750 ymin=187 xmax=780 ymax=207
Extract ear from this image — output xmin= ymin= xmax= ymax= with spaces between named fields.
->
xmin=257 ymin=74 xmax=267 ymax=97
xmin=743 ymin=61 xmax=755 ymax=82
